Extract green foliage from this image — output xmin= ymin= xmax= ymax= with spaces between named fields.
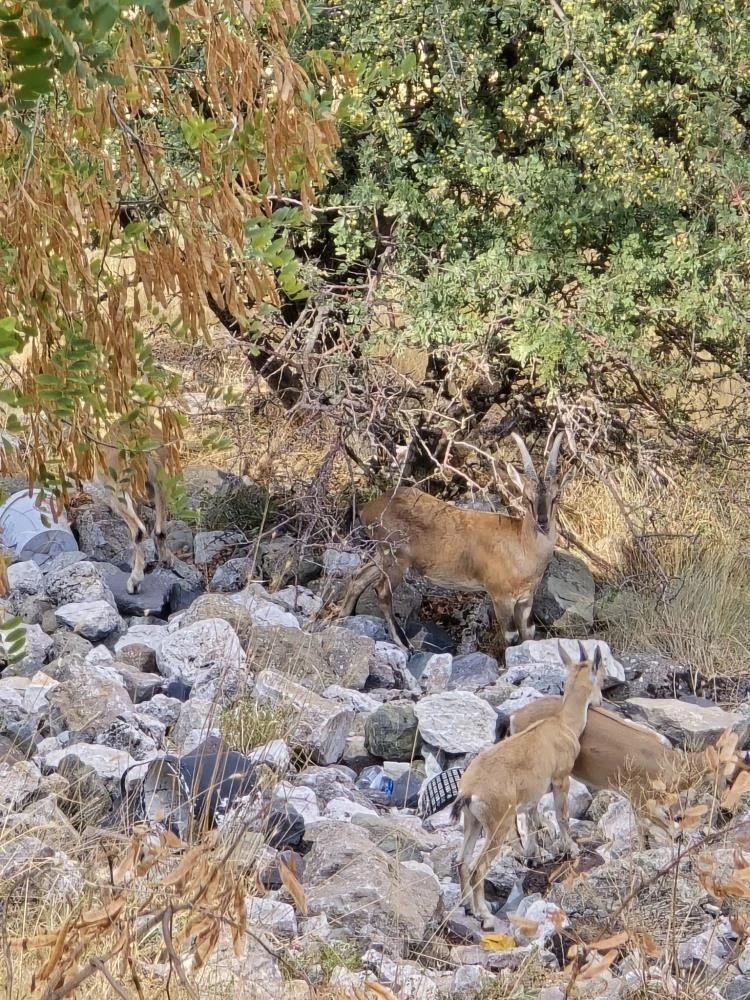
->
xmin=298 ymin=0 xmax=750 ymax=387
xmin=0 ymin=614 xmax=26 ymax=668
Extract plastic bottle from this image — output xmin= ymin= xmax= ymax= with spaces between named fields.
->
xmin=356 ymin=765 xmax=395 ymax=797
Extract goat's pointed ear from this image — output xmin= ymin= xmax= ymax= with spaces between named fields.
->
xmin=577 ymin=639 xmax=587 ymax=663
xmin=559 ymin=641 xmax=575 ymax=670
xmin=506 ymin=462 xmax=525 ymax=492
xmin=591 ymin=645 xmax=603 ymax=677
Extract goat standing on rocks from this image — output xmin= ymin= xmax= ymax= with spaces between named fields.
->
xmin=451 ymin=641 xmax=602 ymax=929
xmin=321 ymin=430 xmax=571 ymax=650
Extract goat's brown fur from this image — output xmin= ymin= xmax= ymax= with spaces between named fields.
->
xmin=452 ymin=642 xmax=602 ymax=928
xmin=507 ymin=697 xmax=725 ymax=842
xmin=94 ymin=440 xmax=173 ymax=595
xmin=325 ymin=431 xmax=570 ymax=649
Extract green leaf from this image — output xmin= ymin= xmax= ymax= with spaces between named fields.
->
xmin=168 ymin=22 xmax=181 ymax=63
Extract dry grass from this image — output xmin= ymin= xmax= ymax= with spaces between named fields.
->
xmin=219 ymin=700 xmax=297 ymax=755
xmin=558 ymin=466 xmax=750 ymax=683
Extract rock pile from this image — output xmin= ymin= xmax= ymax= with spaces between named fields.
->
xmin=0 ymin=469 xmax=746 ymax=999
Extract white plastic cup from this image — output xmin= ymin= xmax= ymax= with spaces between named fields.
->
xmin=0 ymin=488 xmax=79 ymax=566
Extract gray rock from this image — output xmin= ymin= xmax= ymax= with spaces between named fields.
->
xmin=93 ymin=716 xmax=159 ymax=759
xmin=155 ymin=618 xmax=245 ymax=693
xmin=243 ymin=624 xmax=371 ymax=693
xmin=614 ymin=652 xmax=691 ymax=700
xmin=72 ymin=500 xmax=132 ymax=561
xmin=171 ymin=698 xmax=217 ymax=751
xmin=137 ymin=693 xmax=182 ymax=729
xmin=268 ymin=585 xmax=322 ymax=619
xmin=8 ymin=593 xmax=54 ymax=626
xmin=422 ymin=653 xmax=453 ymax=694
xmin=723 ymin=978 xmax=750 ymax=1000
xmin=324 ymin=686 xmax=381 ymax=714
xmin=192 ymin=921 xmax=282 ymax=997
xmin=246 ymin=897 xmax=298 ymax=938
xmin=41 ymin=742 xmax=137 ymax=781
xmin=341 ymin=615 xmax=390 ymax=642
xmin=54 ymin=600 xmax=124 ymax=641
xmin=258 ymin=534 xmax=320 ymax=588
xmin=504 ymin=638 xmax=625 ymax=692
xmin=442 ymin=652 xmax=498 ymax=692
xmin=596 ymin=796 xmax=640 ymax=844
xmin=303 ymin=821 xmax=440 ymax=943
xmin=194 ymin=529 xmax=249 ymax=569
xmin=624 ymin=697 xmax=750 ymax=749
xmin=322 ymin=547 xmax=362 ymax=577
xmin=210 ymin=557 xmax=252 ymax=593
xmin=414 ymin=691 xmax=497 ymax=755
xmin=165 ymin=519 xmax=194 ymax=559
xmin=247 ymin=739 xmax=291 ymax=772
xmin=677 ymin=921 xmax=733 ymax=974
xmin=355 ymin=577 xmax=422 ymax=624
xmin=534 ymin=550 xmax=595 ymax=629
xmin=47 ymin=671 xmax=133 ymax=736
xmin=253 ymin=669 xmax=354 ymax=765
xmin=15 ymin=623 xmax=54 ymax=674
xmin=113 ymin=665 xmax=164 ymax=702
xmin=365 ymin=702 xmax=419 ymax=761
xmin=229 ymin=588 xmax=301 ymax=630
xmin=98 ymin=563 xmax=179 ymax=617
xmin=0 ymin=834 xmax=84 ymax=904
xmin=41 ymin=550 xmax=88 ymax=575
xmin=48 ymin=630 xmax=93 ymax=661
xmin=7 ymin=560 xmax=44 ymax=596
xmin=115 ymin=621 xmax=167 ymax=660
xmin=56 ymin=755 xmax=112 ymax=830
xmin=0 ymin=760 xmax=43 ymax=816
xmin=44 ymin=559 xmax=116 ymax=607
xmin=493 ymin=685 xmax=548 ymax=716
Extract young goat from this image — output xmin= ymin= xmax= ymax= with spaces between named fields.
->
xmin=323 ymin=431 xmax=571 ymax=649
xmin=503 ymin=696 xmax=745 ymax=844
xmin=452 ymin=641 xmax=602 ymax=928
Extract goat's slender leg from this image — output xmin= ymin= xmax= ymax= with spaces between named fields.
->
xmin=106 ymin=491 xmax=149 ymax=594
xmin=513 ymin=596 xmax=535 ymax=642
xmin=491 ymin=597 xmax=517 ymax=646
xmin=324 ymin=561 xmax=382 ymax=620
xmin=456 ymin=808 xmax=483 ymax=915
xmin=373 ymin=556 xmax=411 ymax=649
xmin=149 ymin=465 xmax=173 ymax=567
xmin=520 ymin=803 xmax=542 ymax=860
xmin=552 ymin=776 xmax=578 ymax=857
xmin=469 ymin=816 xmax=513 ymax=929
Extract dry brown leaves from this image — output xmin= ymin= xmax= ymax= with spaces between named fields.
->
xmin=0 ymin=0 xmax=339 ymax=493
xmin=10 ymin=828 xmax=247 ymax=999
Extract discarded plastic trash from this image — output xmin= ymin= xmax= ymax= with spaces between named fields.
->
xmin=118 ymin=735 xmax=304 ymax=848
xmin=356 ymin=765 xmax=395 ymax=797
xmin=0 ymin=489 xmax=78 ymax=566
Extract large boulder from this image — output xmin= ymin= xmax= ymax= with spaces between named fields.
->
xmin=624 ymin=697 xmax=750 ymax=749
xmin=155 ymin=618 xmax=246 ymax=700
xmin=244 ymin=624 xmax=372 ymax=692
xmin=414 ymin=691 xmax=497 ymax=755
xmin=253 ymin=670 xmax=354 ymax=765
xmin=303 ymin=821 xmax=440 ymax=945
xmin=534 ymin=551 xmax=595 ymax=630
xmin=54 ymin=600 xmax=124 ymax=641
xmin=44 ymin=559 xmax=116 ymax=607
xmin=365 ymin=702 xmax=420 ymax=761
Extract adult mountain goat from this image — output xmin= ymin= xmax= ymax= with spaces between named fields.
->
xmin=323 ymin=430 xmax=571 ymax=649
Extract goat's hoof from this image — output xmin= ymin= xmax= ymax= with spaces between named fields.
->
xmin=562 ymin=842 xmax=580 ymax=859
xmin=126 ymin=578 xmax=141 ymax=595
xmin=503 ymin=630 xmax=520 ymax=646
xmin=480 ymin=915 xmax=496 ymax=931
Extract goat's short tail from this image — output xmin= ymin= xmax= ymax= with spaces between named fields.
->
xmin=450 ymin=793 xmax=470 ymax=823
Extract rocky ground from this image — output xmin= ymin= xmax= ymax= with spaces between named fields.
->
xmin=1 ymin=467 xmax=750 ymax=999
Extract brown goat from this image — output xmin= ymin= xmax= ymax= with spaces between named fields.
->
xmin=452 ymin=642 xmax=603 ymax=928
xmin=324 ymin=431 xmax=571 ymax=649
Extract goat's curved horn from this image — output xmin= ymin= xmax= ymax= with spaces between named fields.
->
xmin=577 ymin=639 xmax=587 ymax=662
xmin=511 ymin=433 xmax=537 ymax=481
xmin=543 ymin=431 xmax=564 ymax=482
